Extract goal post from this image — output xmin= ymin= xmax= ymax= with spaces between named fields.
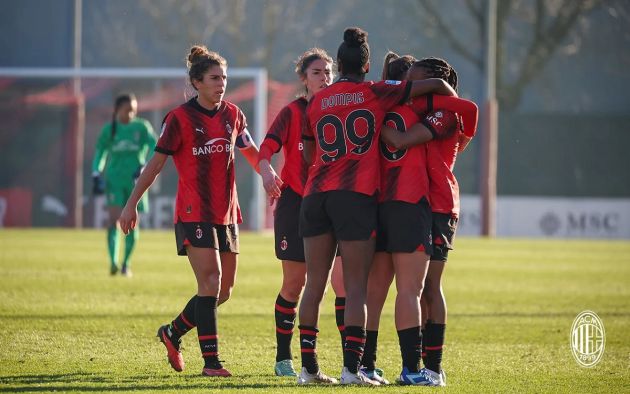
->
xmin=0 ymin=67 xmax=268 ymax=231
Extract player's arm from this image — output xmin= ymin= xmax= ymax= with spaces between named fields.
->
xmin=258 ymin=141 xmax=283 ymax=204
xmin=383 ymin=110 xmax=460 ymax=150
xmin=380 ymin=123 xmax=433 ymax=150
xmin=432 ymin=96 xmax=478 ymax=137
xmin=91 ymin=126 xmax=110 ymax=194
xmin=236 ymin=128 xmax=261 ymax=173
xmin=119 ymin=152 xmax=168 ymax=234
xmin=409 ymin=78 xmax=457 ymax=99
xmin=134 ymin=120 xmax=158 ymax=179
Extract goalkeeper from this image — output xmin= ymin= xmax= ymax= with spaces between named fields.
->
xmin=92 ymin=93 xmax=156 ymax=276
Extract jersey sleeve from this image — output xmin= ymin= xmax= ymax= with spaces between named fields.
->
xmin=261 ymin=104 xmax=293 ymax=155
xmin=420 ymin=109 xmax=460 ymax=140
xmin=155 ymin=112 xmax=181 ymax=155
xmin=370 ymin=80 xmax=412 ymax=110
xmin=432 ymin=96 xmax=478 ymax=138
xmin=91 ymin=124 xmax=111 ymax=174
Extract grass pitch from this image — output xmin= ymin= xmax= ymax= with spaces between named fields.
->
xmin=0 ymin=229 xmax=628 ymax=393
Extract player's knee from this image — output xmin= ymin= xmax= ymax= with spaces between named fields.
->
xmin=281 ymin=281 xmax=303 ymax=301
xmin=197 ymin=271 xmax=221 ymax=295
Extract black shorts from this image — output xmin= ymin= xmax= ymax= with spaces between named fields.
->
xmin=431 ymin=213 xmax=458 ymax=262
xmin=376 ymin=198 xmax=432 ymax=254
xmin=174 ymin=221 xmax=239 ymax=256
xmin=274 ymin=186 xmax=306 ymax=262
xmin=300 ymin=191 xmax=377 ymax=241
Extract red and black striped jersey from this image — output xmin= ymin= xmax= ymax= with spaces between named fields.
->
xmin=155 ymin=98 xmax=247 ymax=225
xmin=408 ymin=95 xmax=478 ymax=217
xmin=425 ymin=110 xmax=462 ymax=217
xmin=259 ymin=98 xmax=309 ymax=196
xmin=303 ymin=78 xmax=411 ymax=196
xmin=379 ymin=105 xmax=429 ymax=204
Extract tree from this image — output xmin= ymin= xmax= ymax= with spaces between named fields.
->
xmin=415 ymin=0 xmax=605 ymax=109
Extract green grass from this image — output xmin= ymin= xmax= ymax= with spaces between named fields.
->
xmin=0 ymin=229 xmax=629 ymax=393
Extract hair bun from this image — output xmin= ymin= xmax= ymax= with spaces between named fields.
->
xmin=343 ymin=27 xmax=367 ymax=48
xmin=188 ymin=45 xmax=209 ymax=64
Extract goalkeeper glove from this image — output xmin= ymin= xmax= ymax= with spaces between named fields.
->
xmin=92 ymin=172 xmax=105 ymax=195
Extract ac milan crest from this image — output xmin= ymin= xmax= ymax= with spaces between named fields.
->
xmin=280 ymin=238 xmax=288 ymax=251
xmin=196 ymin=226 xmax=203 ymax=239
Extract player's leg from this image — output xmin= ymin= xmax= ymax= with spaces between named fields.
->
xmin=106 ymin=204 xmax=122 ymax=275
xmin=330 ymin=255 xmax=346 ymax=355
xmin=422 ymin=261 xmax=446 ymax=374
xmin=216 ymin=224 xmax=239 ymax=306
xmin=273 ymin=187 xmax=307 ymax=376
xmin=121 ymin=188 xmax=147 ymax=276
xmin=274 ymin=260 xmax=306 ymax=376
xmin=362 ymin=251 xmax=394 ymax=377
xmin=297 ymin=232 xmax=337 ymax=383
xmin=121 ymin=228 xmax=138 ymax=277
xmin=297 ymin=192 xmax=339 ymax=384
xmin=421 ymin=213 xmax=456 ymax=382
xmin=185 ymin=245 xmax=230 ymax=377
xmin=326 ymin=191 xmax=379 ymax=385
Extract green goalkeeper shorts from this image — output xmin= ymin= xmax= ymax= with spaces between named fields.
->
xmin=106 ymin=180 xmax=148 ymax=212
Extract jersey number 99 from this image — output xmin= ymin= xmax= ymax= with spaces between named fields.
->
xmin=316 ymin=109 xmax=376 ymax=163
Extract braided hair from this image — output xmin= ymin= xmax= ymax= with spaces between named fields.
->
xmin=412 ymin=57 xmax=458 ymax=92
xmin=337 ymin=27 xmax=370 ymax=76
xmin=381 ymin=51 xmax=416 ymax=81
xmin=111 ymin=93 xmax=136 ymax=140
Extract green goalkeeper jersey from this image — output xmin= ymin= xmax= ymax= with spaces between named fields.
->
xmin=92 ymin=117 xmax=156 ymax=186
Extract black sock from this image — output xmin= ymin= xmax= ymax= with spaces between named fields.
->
xmin=275 ymin=294 xmax=297 ymax=362
xmin=334 ymin=297 xmax=346 ymax=352
xmin=170 ymin=295 xmax=197 ymax=340
xmin=421 ymin=325 xmax=427 ymax=367
xmin=398 ymin=326 xmax=421 ymax=372
xmin=361 ymin=330 xmax=378 ymax=370
xmin=196 ymin=296 xmax=220 ymax=369
xmin=299 ymin=325 xmax=319 ymax=374
xmin=424 ymin=322 xmax=445 ymax=373
xmin=343 ymin=326 xmax=366 ymax=374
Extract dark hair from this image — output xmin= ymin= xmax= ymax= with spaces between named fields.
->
xmin=295 ymin=48 xmax=334 ymax=95
xmin=186 ymin=45 xmax=227 ymax=89
xmin=412 ymin=57 xmax=458 ymax=92
xmin=381 ymin=51 xmax=416 ymax=81
xmin=337 ymin=27 xmax=370 ymax=76
xmin=111 ymin=93 xmax=136 ymax=140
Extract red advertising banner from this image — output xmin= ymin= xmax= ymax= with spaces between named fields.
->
xmin=0 ymin=188 xmax=32 ymax=227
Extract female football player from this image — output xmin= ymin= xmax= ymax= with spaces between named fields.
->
xmin=296 ymin=27 xmax=457 ymax=386
xmin=119 ymin=45 xmax=266 ymax=378
xmin=363 ymin=53 xmax=478 ymax=386
xmin=92 ymin=93 xmax=156 ymax=277
xmin=258 ymin=48 xmax=347 ymax=377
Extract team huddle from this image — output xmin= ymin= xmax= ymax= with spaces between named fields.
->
xmin=112 ymin=26 xmax=478 ymax=387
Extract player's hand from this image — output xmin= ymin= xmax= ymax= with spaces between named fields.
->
xmin=118 ymin=204 xmax=138 ymax=235
xmin=423 ymin=110 xmax=459 ymax=140
xmin=259 ymin=160 xmax=283 ymax=201
xmin=92 ymin=173 xmax=105 ymax=195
